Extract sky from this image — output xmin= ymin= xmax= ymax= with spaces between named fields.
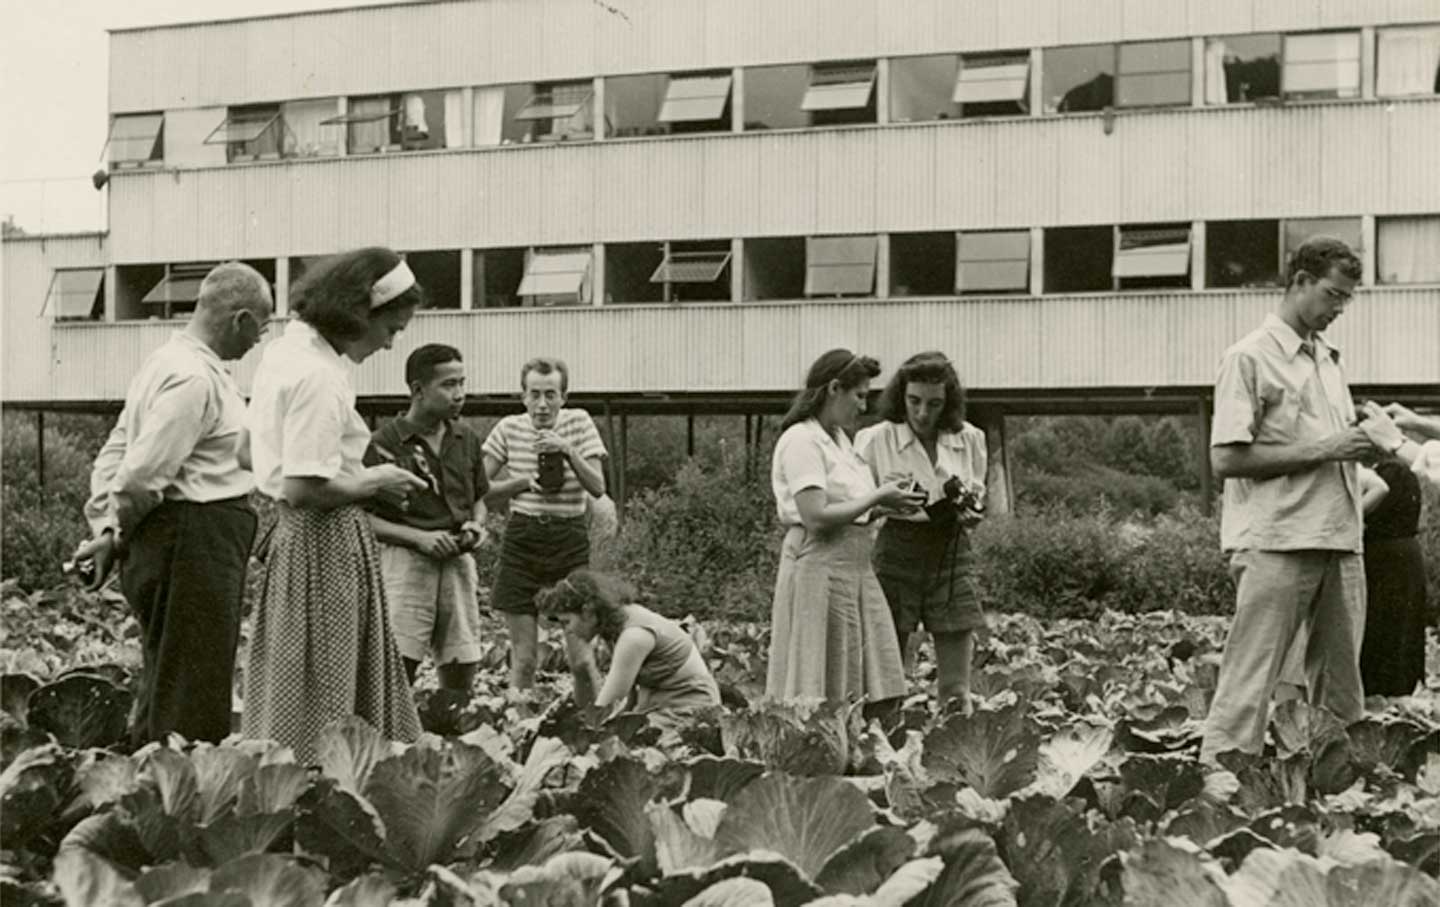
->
xmin=0 ymin=0 xmax=399 ymax=234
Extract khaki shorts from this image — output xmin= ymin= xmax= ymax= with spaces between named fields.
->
xmin=379 ymin=544 xmax=482 ymax=665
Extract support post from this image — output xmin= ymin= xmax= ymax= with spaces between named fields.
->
xmin=1198 ymin=395 xmax=1215 ymax=515
xmin=104 ymin=265 xmax=118 ymax=321
xmin=875 ymin=57 xmax=891 ymax=125
xmin=744 ymin=414 xmax=754 ymax=479
xmin=36 ymin=411 xmax=46 ymax=493
xmin=731 ymin=67 xmax=745 ymax=133
xmin=460 ymin=248 xmax=474 ymax=310
xmin=979 ymin=412 xmax=1013 ymax=516
xmin=686 ymin=413 xmax=695 ymax=458
xmin=274 ymin=256 xmax=290 ymax=317
xmin=618 ymin=413 xmax=629 ymax=515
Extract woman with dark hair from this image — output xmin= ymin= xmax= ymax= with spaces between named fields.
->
xmin=537 ymin=568 xmax=720 ymax=720
xmin=242 ymin=246 xmax=429 ymax=762
xmin=767 ymin=349 xmax=922 ymax=705
xmin=856 ymin=352 xmax=988 ymax=713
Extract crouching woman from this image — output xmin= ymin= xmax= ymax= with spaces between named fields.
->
xmin=537 ymin=569 xmax=720 ymax=721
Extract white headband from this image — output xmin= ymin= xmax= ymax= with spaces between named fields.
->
xmin=369 ymin=260 xmax=416 ymax=308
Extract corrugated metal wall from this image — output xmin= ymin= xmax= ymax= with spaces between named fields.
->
xmin=106 ymin=100 xmax=1440 ymax=263
xmin=109 ymin=0 xmax=1437 ymax=112
xmin=26 ymin=288 xmax=1438 ymax=403
xmin=1 ymin=235 xmax=108 ymax=402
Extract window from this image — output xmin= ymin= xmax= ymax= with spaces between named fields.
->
xmin=1377 ymin=217 xmax=1440 ymax=285
xmin=517 ymin=247 xmax=592 ymax=306
xmin=957 ymin=231 xmax=1030 ymax=294
xmin=471 ymin=248 xmax=527 ymax=308
xmin=44 ymin=269 xmax=104 ymax=321
xmin=282 ymin=99 xmax=341 ymax=157
xmin=1113 ymin=224 xmax=1191 ymax=289
xmin=514 ymin=81 xmax=595 ymax=142
xmin=107 ymin=113 xmax=164 ymax=166
xmin=115 ymin=265 xmax=165 ymax=320
xmin=890 ymin=232 xmax=957 ymax=295
xmin=606 ymin=242 xmax=666 ymax=303
xmin=1377 ymin=26 xmax=1440 ymax=97
xmin=1204 ymin=34 xmax=1282 ymax=104
xmin=1283 ymin=32 xmax=1361 ymax=99
xmin=953 ymin=52 xmax=1030 ymax=117
xmin=889 ymin=55 xmax=960 ymax=123
xmin=404 ymin=251 xmax=461 ymax=309
xmin=1117 ymin=40 xmax=1191 ymax=107
xmin=327 ymin=91 xmax=457 ymax=153
xmin=1283 ymin=218 xmax=1363 ymax=272
xmin=1044 ymin=44 xmax=1116 ymax=113
xmin=650 ymin=240 xmax=732 ymax=302
xmin=805 ymin=235 xmax=877 ymax=297
xmin=205 ymin=104 xmax=286 ymax=162
xmin=802 ymin=62 xmax=877 ymax=126
xmin=324 ymin=96 xmax=399 ymax=153
xmin=142 ymin=264 xmax=214 ymax=318
xmin=1207 ymin=220 xmax=1282 ymax=288
xmin=743 ymin=65 xmax=811 ymax=130
xmin=288 ymin=256 xmax=330 ymax=290
xmin=744 ymin=237 xmax=806 ymax=299
xmin=657 ymin=73 xmax=733 ymax=133
xmin=604 ymin=73 xmax=667 ymax=138
xmin=1045 ymin=226 xmax=1113 ymax=292
xmin=474 ymin=85 xmax=534 ymax=146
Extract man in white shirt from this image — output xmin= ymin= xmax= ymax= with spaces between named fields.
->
xmin=856 ymin=352 xmax=988 ymax=713
xmin=74 ymin=262 xmax=273 ymax=744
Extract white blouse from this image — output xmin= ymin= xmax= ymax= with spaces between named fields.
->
xmin=854 ymin=420 xmax=988 ymax=523
xmin=246 ymin=320 xmax=371 ymax=501
xmin=771 ymin=419 xmax=877 ymax=526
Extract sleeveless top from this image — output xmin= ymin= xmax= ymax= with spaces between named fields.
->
xmin=618 ymin=605 xmax=721 ymax=711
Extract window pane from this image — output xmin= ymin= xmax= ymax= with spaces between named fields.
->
xmin=1377 ymin=217 xmax=1440 ymax=284
xmin=954 ymin=53 xmax=1029 ymax=107
xmin=1207 ymin=220 xmax=1281 ymax=288
xmin=606 ymin=73 xmax=668 ymax=137
xmin=744 ymin=237 xmax=806 ymax=299
xmin=958 ymin=260 xmax=1029 ymax=292
xmin=1044 ymin=226 xmax=1113 ymax=292
xmin=48 ymin=269 xmax=105 ymax=319
xmin=473 ymin=248 xmax=526 ymax=308
xmin=958 ymin=230 xmax=1029 ymax=262
xmin=513 ymin=82 xmax=595 ymax=142
xmin=890 ymin=55 xmax=959 ymax=123
xmin=744 ymin=65 xmax=811 ymax=130
xmin=1205 ymin=34 xmax=1281 ymax=103
xmin=891 ymin=232 xmax=957 ymax=296
xmin=607 ymin=242 xmax=666 ymax=303
xmin=282 ymin=98 xmax=340 ymax=157
xmin=1116 ymin=41 xmax=1190 ymax=107
xmin=142 ymin=273 xmax=208 ymax=306
xmin=658 ymin=74 xmax=732 ymax=125
xmin=1284 ymin=32 xmax=1361 ymax=98
xmin=404 ymin=251 xmax=460 ymax=309
xmin=109 ymin=113 xmax=164 ymax=163
xmin=347 ymin=95 xmax=397 ymax=152
xmin=399 ymin=90 xmax=451 ymax=151
xmin=1377 ymin=26 xmax=1440 ymax=98
xmin=1284 ymin=218 xmax=1362 ymax=262
xmin=1044 ymin=44 xmax=1116 ymax=113
xmin=652 ymin=251 xmax=731 ymax=284
xmin=518 ymin=248 xmax=592 ymax=298
xmin=802 ymin=64 xmax=876 ymax=111
xmin=806 ymin=235 xmax=876 ymax=296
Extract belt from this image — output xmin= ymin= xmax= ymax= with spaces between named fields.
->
xmin=510 ymin=510 xmax=585 ymax=526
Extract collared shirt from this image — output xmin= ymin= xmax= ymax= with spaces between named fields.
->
xmin=1411 ymin=440 xmax=1440 ymax=488
xmin=482 ymin=409 xmax=607 ymax=518
xmin=363 ymin=415 xmax=488 ymax=531
xmin=771 ymin=418 xmax=877 ymax=526
xmin=247 ymin=320 xmax=372 ymax=501
xmin=1212 ymin=313 xmax=1361 ymax=553
xmin=84 ymin=331 xmax=252 ymax=538
xmin=854 ymin=420 xmax=987 ymax=522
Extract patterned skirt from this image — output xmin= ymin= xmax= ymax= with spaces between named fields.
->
xmin=766 ymin=524 xmax=907 ymax=703
xmin=241 ymin=502 xmax=420 ymax=763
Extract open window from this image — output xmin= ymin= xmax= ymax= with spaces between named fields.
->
xmin=1116 ymin=40 xmax=1191 ymax=107
xmin=1207 ymin=220 xmax=1282 ymax=288
xmin=282 ymin=99 xmax=341 ymax=157
xmin=744 ymin=237 xmax=806 ymax=299
xmin=954 ymin=52 xmax=1030 ymax=116
xmin=1044 ymin=44 xmax=1116 ymax=113
xmin=325 ymin=96 xmax=399 ymax=153
xmin=890 ymin=232 xmax=956 ymax=296
xmin=404 ymin=251 xmax=461 ymax=309
xmin=743 ymin=65 xmax=811 ymax=131
xmin=107 ymin=113 xmax=164 ymax=167
xmin=1377 ymin=25 xmax=1440 ymax=98
xmin=604 ymin=73 xmax=668 ymax=138
xmin=327 ymin=91 xmax=457 ymax=153
xmin=518 ymin=247 xmax=592 ymax=306
xmin=1283 ymin=31 xmax=1361 ymax=100
xmin=1204 ymin=34 xmax=1282 ymax=104
xmin=1377 ymin=216 xmax=1440 ymax=285
xmin=890 ymin=55 xmax=960 ymax=123
xmin=205 ymin=104 xmax=286 ymax=162
xmin=1045 ymin=226 xmax=1113 ymax=292
xmin=606 ymin=242 xmax=666 ymax=303
xmin=1283 ymin=217 xmax=1363 ymax=272
xmin=471 ymin=248 xmax=527 ymax=308
xmin=142 ymin=263 xmax=214 ymax=318
xmin=44 ymin=269 xmax=105 ymax=321
xmin=805 ymin=235 xmax=877 ymax=297
xmin=1113 ymin=224 xmax=1191 ymax=289
xmin=957 ymin=231 xmax=1030 ymax=294
xmin=802 ymin=62 xmax=877 ymax=126
xmin=657 ymin=72 xmax=733 ymax=133
xmin=650 ymin=240 xmax=732 ymax=302
xmin=514 ymin=81 xmax=595 ymax=142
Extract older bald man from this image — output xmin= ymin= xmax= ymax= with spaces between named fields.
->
xmin=75 ymin=261 xmax=273 ymax=744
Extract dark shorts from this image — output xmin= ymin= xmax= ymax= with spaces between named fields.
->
xmin=490 ymin=512 xmax=590 ymax=615
xmin=873 ymin=519 xmax=984 ymax=637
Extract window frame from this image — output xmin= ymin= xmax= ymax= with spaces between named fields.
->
xmin=107 ymin=113 xmax=165 ymax=167
xmin=1115 ymin=39 xmax=1193 ymax=108
xmin=1281 ymin=30 xmax=1362 ymax=100
xmin=955 ymin=230 xmax=1031 ymax=294
xmin=952 ymin=52 xmax=1031 ymax=110
xmin=43 ymin=268 xmax=106 ymax=321
xmin=804 ymin=235 xmax=877 ymax=297
xmin=657 ymin=73 xmax=733 ymax=125
xmin=204 ymin=106 xmax=287 ymax=162
xmin=801 ymin=62 xmax=878 ymax=112
xmin=1112 ymin=224 xmax=1193 ymax=285
xmin=141 ymin=263 xmax=216 ymax=319
xmin=517 ymin=247 xmax=594 ymax=304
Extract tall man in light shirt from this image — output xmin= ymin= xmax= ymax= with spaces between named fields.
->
xmin=75 ymin=262 xmax=273 ymax=744
xmin=1200 ymin=236 xmax=1376 ymax=764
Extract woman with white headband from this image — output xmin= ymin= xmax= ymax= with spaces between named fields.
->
xmin=241 ymin=247 xmax=428 ymax=762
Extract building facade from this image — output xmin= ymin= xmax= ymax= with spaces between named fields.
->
xmin=3 ymin=0 xmax=1438 ymax=417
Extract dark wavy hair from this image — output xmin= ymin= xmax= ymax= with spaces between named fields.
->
xmin=291 ymin=247 xmax=428 ymax=345
xmin=780 ymin=348 xmax=882 ymax=431
xmin=875 ymin=351 xmax=966 ymax=432
xmin=535 ymin=569 xmax=635 ymax=644
xmin=1286 ymin=235 xmax=1361 ymax=288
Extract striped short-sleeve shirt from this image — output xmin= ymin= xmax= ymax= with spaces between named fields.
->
xmin=482 ymin=409 xmax=607 ymax=518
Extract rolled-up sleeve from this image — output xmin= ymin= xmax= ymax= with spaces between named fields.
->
xmin=281 ymin=371 xmax=347 ymax=479
xmin=572 ymin=412 xmax=607 ymax=460
xmin=1212 ymin=352 xmax=1261 ymax=446
xmin=84 ymin=421 xmax=128 ymax=536
xmin=110 ymin=376 xmax=211 ymax=535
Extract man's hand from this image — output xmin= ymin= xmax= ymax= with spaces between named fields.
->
xmin=72 ymin=532 xmax=119 ymax=592
xmin=413 ymin=530 xmax=461 ymax=560
xmin=1321 ymin=426 xmax=1377 ymax=462
xmin=459 ymin=520 xmax=488 ymax=551
xmin=535 ymin=431 xmax=572 ymax=457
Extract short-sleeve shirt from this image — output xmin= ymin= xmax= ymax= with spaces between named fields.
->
xmin=1211 ymin=313 xmax=1361 ymax=553
xmin=771 ymin=418 xmax=878 ymax=526
xmin=482 ymin=409 xmax=606 ymax=518
xmin=247 ymin=320 xmax=372 ymax=501
xmin=363 ymin=416 xmax=488 ymax=531
xmin=854 ymin=420 xmax=987 ymax=523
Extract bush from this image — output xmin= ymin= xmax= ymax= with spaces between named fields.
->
xmin=2 ymin=412 xmax=101 ymax=591
xmin=1016 ymin=463 xmax=1183 ymax=518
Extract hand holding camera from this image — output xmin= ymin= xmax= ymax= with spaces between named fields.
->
xmin=875 ymin=477 xmax=927 ymax=513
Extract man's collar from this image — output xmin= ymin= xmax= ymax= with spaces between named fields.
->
xmin=172 ymin=329 xmax=222 ymax=364
xmin=394 ymin=413 xmax=450 ymax=442
xmin=1263 ymin=313 xmax=1341 ymax=362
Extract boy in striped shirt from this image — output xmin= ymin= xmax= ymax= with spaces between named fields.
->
xmin=483 ymin=357 xmax=608 ymax=689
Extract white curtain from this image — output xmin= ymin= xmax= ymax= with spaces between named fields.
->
xmin=472 ymin=86 xmax=506 ymax=146
xmin=1377 ymin=218 xmax=1440 ymax=285
xmin=348 ymin=96 xmax=392 ymax=152
xmin=1377 ymin=27 xmax=1440 ymax=97
xmin=403 ymin=94 xmax=430 ymax=136
xmin=282 ymin=98 xmax=338 ymax=157
xmin=444 ymin=90 xmax=464 ymax=148
xmin=1204 ymin=39 xmax=1229 ymax=104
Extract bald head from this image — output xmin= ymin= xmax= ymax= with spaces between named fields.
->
xmin=193 ymin=262 xmax=274 ymax=360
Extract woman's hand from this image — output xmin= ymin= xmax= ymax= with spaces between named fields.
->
xmin=1358 ymin=401 xmax=1406 ymax=452
xmin=1383 ymin=402 xmax=1440 ymax=441
xmin=874 ymin=479 xmax=926 ymax=512
xmin=365 ymin=464 xmax=428 ymax=499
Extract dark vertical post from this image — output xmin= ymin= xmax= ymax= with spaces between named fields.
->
xmin=604 ymin=399 xmax=618 ymax=502
xmin=743 ymin=414 xmax=753 ymax=480
xmin=618 ymin=413 xmax=629 ymax=517
xmin=35 ymin=411 xmax=46 ymax=493
xmin=686 ymin=413 xmax=695 ymax=458
xmin=1197 ymin=396 xmax=1214 ymax=515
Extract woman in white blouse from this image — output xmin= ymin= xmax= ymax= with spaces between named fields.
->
xmin=767 ymin=349 xmax=924 ymax=708
xmin=242 ymin=247 xmax=428 ymax=763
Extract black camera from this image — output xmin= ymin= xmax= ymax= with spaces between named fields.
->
xmin=537 ymin=450 xmax=566 ymax=492
xmin=924 ymin=476 xmax=984 ymax=525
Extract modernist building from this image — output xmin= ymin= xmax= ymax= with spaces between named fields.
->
xmin=3 ymin=0 xmax=1438 ymax=503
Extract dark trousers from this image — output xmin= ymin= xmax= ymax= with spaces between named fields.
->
xmin=120 ymin=497 xmax=256 ymax=745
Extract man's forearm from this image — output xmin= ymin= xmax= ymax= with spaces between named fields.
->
xmin=483 ymin=475 xmax=532 ymax=506
xmin=368 ymin=513 xmax=421 ymax=549
xmin=1212 ymin=440 xmax=1332 ymax=480
xmin=569 ymin=454 xmax=606 ymax=497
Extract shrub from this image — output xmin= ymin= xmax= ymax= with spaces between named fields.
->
xmin=2 ymin=412 xmax=101 ymax=591
xmin=1111 ymin=506 xmax=1233 ymax=615
xmin=1015 ymin=463 xmax=1183 ymax=518
xmin=972 ymin=505 xmax=1132 ymax=619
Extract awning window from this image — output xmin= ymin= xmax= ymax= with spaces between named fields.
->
xmin=658 ymin=74 xmax=733 ymax=123
xmin=802 ymin=63 xmax=877 ymax=111
xmin=204 ymin=109 xmax=282 ymax=145
xmin=515 ymin=83 xmax=594 ymax=121
xmin=44 ymin=269 xmax=105 ymax=320
xmin=108 ymin=113 xmax=164 ymax=164
xmin=953 ymin=54 xmax=1030 ymax=104
xmin=805 ymin=236 xmax=877 ymax=296
xmin=142 ymin=265 xmax=214 ymax=306
xmin=650 ymin=250 xmax=732 ymax=284
xmin=1284 ymin=31 xmax=1361 ymax=97
xmin=1112 ymin=226 xmax=1192 ymax=278
xmin=517 ymin=249 xmax=592 ymax=297
xmin=318 ymin=108 xmax=399 ymax=126
xmin=957 ymin=231 xmax=1030 ymax=293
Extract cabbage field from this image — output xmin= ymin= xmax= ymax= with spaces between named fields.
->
xmin=1 ymin=577 xmax=1438 ymax=906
